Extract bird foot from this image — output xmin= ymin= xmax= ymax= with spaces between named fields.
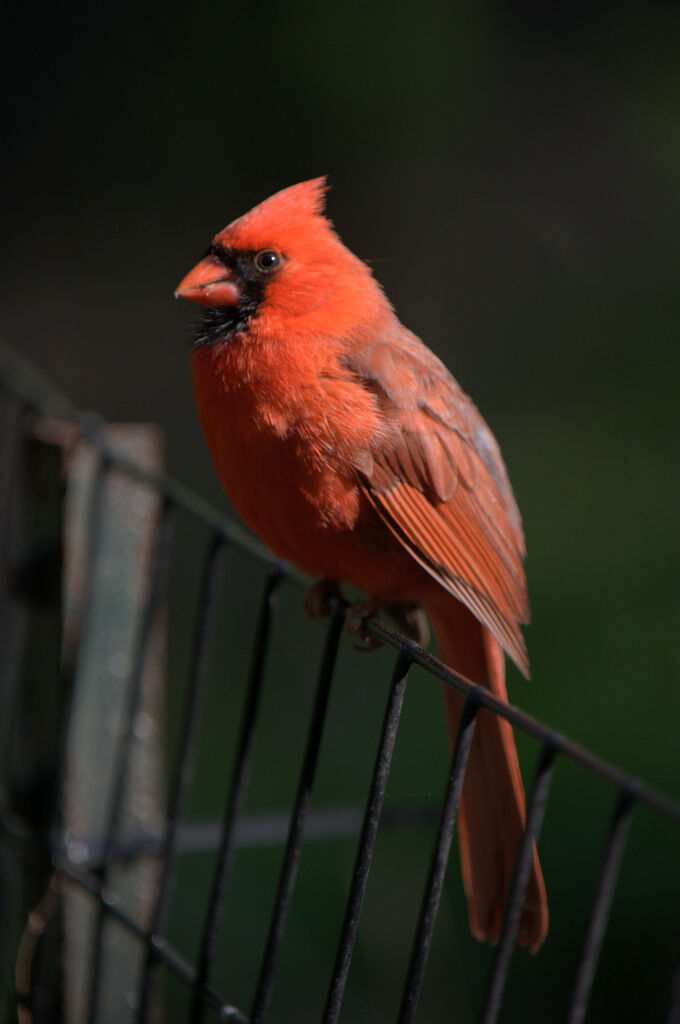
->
xmin=303 ymin=580 xmax=379 ymax=650
xmin=384 ymin=601 xmax=430 ymax=647
xmin=346 ymin=599 xmax=383 ymax=652
xmin=348 ymin=600 xmax=430 ymax=651
xmin=304 ymin=584 xmax=429 ymax=653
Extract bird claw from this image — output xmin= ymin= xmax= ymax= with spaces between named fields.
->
xmin=303 ymin=581 xmax=379 ymax=649
xmin=346 ymin=600 xmax=383 ymax=651
xmin=304 ymin=584 xmax=428 ymax=653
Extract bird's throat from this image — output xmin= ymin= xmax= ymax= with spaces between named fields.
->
xmin=192 ymin=302 xmax=258 ymax=348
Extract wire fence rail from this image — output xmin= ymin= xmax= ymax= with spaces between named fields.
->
xmin=1 ymin=342 xmax=679 ymax=1024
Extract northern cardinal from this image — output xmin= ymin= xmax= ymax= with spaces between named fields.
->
xmin=176 ymin=178 xmax=548 ymax=950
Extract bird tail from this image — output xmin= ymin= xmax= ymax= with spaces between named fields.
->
xmin=427 ymin=600 xmax=548 ymax=952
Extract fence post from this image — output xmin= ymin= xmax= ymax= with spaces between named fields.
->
xmin=61 ymin=425 xmax=166 ymax=1024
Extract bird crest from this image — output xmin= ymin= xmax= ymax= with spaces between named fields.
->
xmin=219 ymin=177 xmax=332 ymax=251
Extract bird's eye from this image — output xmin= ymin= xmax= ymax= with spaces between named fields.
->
xmin=254 ymin=249 xmax=281 ymax=273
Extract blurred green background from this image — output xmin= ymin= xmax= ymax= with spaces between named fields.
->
xmin=3 ymin=1 xmax=680 ymax=1021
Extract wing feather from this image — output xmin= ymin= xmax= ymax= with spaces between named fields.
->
xmin=342 ymin=325 xmax=530 ymax=675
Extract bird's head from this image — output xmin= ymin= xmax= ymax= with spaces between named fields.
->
xmin=176 ymin=178 xmax=389 ymax=346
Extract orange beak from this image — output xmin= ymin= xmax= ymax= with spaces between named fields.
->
xmin=175 ymin=256 xmax=242 ymax=307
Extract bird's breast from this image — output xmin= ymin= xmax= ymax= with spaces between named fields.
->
xmin=191 ymin=341 xmax=376 ymax=577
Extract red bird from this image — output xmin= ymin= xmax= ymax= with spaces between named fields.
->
xmin=176 ymin=178 xmax=548 ymax=950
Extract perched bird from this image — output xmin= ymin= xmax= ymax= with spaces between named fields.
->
xmin=176 ymin=178 xmax=548 ymax=950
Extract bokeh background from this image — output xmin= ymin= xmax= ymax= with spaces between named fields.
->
xmin=3 ymin=2 xmax=680 ymax=1021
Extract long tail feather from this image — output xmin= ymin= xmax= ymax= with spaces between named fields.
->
xmin=428 ymin=600 xmax=548 ymax=951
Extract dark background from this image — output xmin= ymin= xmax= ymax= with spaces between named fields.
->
xmin=3 ymin=2 xmax=680 ymax=1021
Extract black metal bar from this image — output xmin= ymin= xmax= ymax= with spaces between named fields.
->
xmin=397 ymin=687 xmax=482 ymax=1024
xmin=322 ymin=645 xmax=413 ymax=1024
xmin=249 ymin=601 xmax=345 ymax=1024
xmin=365 ymin=618 xmax=680 ymax=830
xmin=5 ymin=354 xmax=680 ymax=1024
xmin=3 ymin=353 xmax=680 ymax=825
xmin=55 ymin=859 xmax=249 ymax=1023
xmin=6 ymin=352 xmax=679 ymax=828
xmin=135 ymin=531 xmax=227 ymax=1022
xmin=187 ymin=564 xmax=283 ymax=1022
xmin=71 ymin=419 xmax=279 ymax=576
xmin=85 ymin=496 xmax=174 ymax=1024
xmin=479 ymin=736 xmax=558 ymax=1024
xmin=564 ymin=786 xmax=635 ymax=1024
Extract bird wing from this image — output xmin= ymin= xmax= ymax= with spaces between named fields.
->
xmin=341 ymin=325 xmax=530 ymax=675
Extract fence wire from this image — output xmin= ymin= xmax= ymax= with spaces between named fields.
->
xmin=1 ymin=343 xmax=679 ymax=1024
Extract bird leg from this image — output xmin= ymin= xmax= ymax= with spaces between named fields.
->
xmin=304 ymin=582 xmax=381 ymax=650
xmin=348 ymin=599 xmax=430 ymax=651
xmin=303 ymin=578 xmax=345 ymax=619
xmin=303 ymin=579 xmax=378 ymax=648
xmin=304 ymin=582 xmax=429 ymax=652
xmin=384 ymin=601 xmax=430 ymax=647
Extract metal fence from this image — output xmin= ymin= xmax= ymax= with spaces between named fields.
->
xmin=1 ymin=344 xmax=679 ymax=1024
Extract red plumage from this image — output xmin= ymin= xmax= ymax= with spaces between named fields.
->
xmin=177 ymin=178 xmax=548 ymax=950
